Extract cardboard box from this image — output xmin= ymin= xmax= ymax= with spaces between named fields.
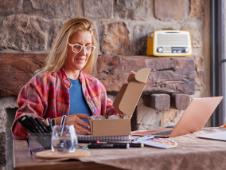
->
xmin=89 ymin=68 xmax=150 ymax=136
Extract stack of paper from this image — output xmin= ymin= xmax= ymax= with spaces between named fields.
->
xmin=197 ymin=131 xmax=226 ymax=141
xmin=132 ymin=136 xmax=177 ymax=149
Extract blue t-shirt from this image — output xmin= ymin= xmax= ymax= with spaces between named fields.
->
xmin=69 ymin=79 xmax=91 ymax=116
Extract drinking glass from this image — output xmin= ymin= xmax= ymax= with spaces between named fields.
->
xmin=51 ymin=125 xmax=78 ymax=152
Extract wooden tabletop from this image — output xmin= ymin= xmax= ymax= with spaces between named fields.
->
xmin=13 ymin=140 xmax=123 ymax=170
xmin=13 ymin=130 xmax=226 ymax=170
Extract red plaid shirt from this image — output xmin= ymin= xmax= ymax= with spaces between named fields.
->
xmin=12 ymin=69 xmax=117 ymax=139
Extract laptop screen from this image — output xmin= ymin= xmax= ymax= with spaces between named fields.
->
xmin=170 ymin=96 xmax=223 ymax=137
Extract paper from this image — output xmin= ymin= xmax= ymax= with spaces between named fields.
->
xmin=132 ymin=136 xmax=177 ymax=149
xmin=142 ymin=138 xmax=177 ymax=149
xmin=197 ymin=131 xmax=226 ymax=141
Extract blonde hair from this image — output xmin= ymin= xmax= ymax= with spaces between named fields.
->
xmin=40 ymin=17 xmax=97 ymax=74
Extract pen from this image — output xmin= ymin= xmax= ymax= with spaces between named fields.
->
xmin=47 ymin=118 xmax=52 ymax=132
xmin=60 ymin=115 xmax=66 ymax=136
xmin=129 ymin=143 xmax=144 ymax=148
xmin=87 ymin=143 xmax=129 ymax=149
xmin=87 ymin=142 xmax=144 ymax=149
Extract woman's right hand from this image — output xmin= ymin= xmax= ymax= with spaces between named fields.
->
xmin=66 ymin=114 xmax=91 ymax=135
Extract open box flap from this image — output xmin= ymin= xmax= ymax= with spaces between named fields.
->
xmin=113 ymin=68 xmax=150 ymax=118
xmin=128 ymin=68 xmax=150 ymax=83
xmin=118 ymin=82 xmax=145 ymax=118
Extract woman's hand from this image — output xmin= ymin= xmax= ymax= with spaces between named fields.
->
xmin=66 ymin=114 xmax=91 ymax=135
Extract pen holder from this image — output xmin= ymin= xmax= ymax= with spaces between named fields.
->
xmin=27 ymin=133 xmax=51 ymax=153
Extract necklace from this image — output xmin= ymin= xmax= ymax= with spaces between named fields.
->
xmin=64 ymin=69 xmax=80 ymax=80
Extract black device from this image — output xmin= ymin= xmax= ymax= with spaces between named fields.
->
xmin=18 ymin=115 xmax=51 ymax=133
xmin=87 ymin=142 xmax=144 ymax=149
xmin=87 ymin=143 xmax=129 ymax=149
xmin=18 ymin=115 xmax=52 ymax=151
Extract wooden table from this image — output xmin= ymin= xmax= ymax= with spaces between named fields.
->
xmin=13 ymin=132 xmax=226 ymax=170
xmin=13 ymin=140 xmax=124 ymax=170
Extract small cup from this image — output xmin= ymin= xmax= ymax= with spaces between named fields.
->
xmin=51 ymin=125 xmax=78 ymax=152
xmin=28 ymin=133 xmax=51 ymax=154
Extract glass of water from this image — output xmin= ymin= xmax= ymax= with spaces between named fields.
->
xmin=51 ymin=125 xmax=78 ymax=152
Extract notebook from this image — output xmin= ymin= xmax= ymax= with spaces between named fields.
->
xmin=132 ymin=135 xmax=178 ymax=149
xmin=139 ymin=96 xmax=223 ymax=137
xmin=197 ymin=131 xmax=226 ymax=141
xmin=77 ymin=135 xmax=131 ymax=143
xmin=197 ymin=128 xmax=226 ymax=141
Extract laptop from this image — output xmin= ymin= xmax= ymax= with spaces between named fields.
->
xmin=132 ymin=96 xmax=223 ymax=137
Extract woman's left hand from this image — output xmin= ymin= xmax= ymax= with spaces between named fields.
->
xmin=66 ymin=114 xmax=91 ymax=135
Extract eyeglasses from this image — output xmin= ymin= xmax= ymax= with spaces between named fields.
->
xmin=68 ymin=43 xmax=96 ymax=54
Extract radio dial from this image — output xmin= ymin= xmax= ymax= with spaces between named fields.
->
xmin=157 ymin=47 xmax=163 ymax=53
xmin=185 ymin=47 xmax=189 ymax=53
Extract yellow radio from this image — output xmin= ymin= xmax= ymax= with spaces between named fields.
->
xmin=146 ymin=30 xmax=192 ymax=57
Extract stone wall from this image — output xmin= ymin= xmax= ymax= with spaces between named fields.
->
xmin=0 ymin=97 xmax=17 ymax=170
xmin=0 ymin=53 xmax=195 ymax=97
xmin=0 ymin=0 xmax=209 ymax=123
xmin=0 ymin=0 xmax=209 ymax=95
xmin=0 ymin=0 xmax=209 ymax=169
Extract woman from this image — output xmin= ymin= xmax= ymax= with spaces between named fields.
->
xmin=12 ymin=18 xmax=117 ymax=139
